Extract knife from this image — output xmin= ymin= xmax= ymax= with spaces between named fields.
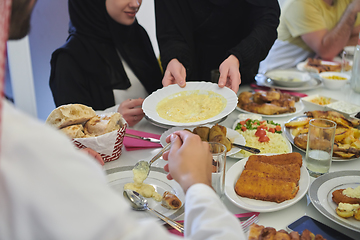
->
xmin=232 ymin=143 xmax=260 ymax=154
xmin=124 ymin=133 xmax=161 ymax=144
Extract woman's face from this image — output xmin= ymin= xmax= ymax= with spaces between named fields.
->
xmin=106 ymin=0 xmax=142 ymax=26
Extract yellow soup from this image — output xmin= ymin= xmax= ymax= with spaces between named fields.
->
xmin=156 ymin=90 xmax=226 ymax=123
xmin=324 ymin=76 xmax=347 ymax=80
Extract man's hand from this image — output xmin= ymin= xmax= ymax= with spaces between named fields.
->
xmin=162 ymin=58 xmax=186 ymax=88
xmin=162 ymin=131 xmax=212 ymax=193
xmin=218 ymin=55 xmax=241 ymax=94
xmin=301 ymin=0 xmax=360 ymax=60
xmin=117 ymin=98 xmax=144 ymax=127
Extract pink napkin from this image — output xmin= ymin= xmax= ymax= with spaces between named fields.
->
xmin=123 ymin=129 xmax=162 ymax=151
xmin=167 ymin=212 xmax=260 ymax=236
xmin=250 ymin=83 xmax=308 ymax=97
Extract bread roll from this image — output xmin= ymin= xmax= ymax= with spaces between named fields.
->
xmin=161 ymin=191 xmax=182 ymax=210
xmin=60 ymin=124 xmax=85 ymax=139
xmin=84 ymin=112 xmax=123 ymax=137
xmin=46 ymin=104 xmax=96 ymax=129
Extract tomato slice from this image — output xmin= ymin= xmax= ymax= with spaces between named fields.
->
xmin=258 ymin=135 xmax=270 ymax=142
xmin=257 ymin=125 xmax=268 ymax=130
xmin=241 ymin=126 xmax=247 ymax=132
xmin=240 ymin=120 xmax=246 ymax=125
xmin=268 ymin=128 xmax=275 ymax=133
xmin=255 ymin=128 xmax=266 ymax=137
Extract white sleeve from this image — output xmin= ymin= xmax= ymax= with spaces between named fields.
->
xmin=0 ymin=100 xmax=245 ymax=240
xmin=184 ymin=184 xmax=246 ymax=239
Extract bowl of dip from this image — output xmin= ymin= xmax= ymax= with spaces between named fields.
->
xmin=319 ymin=72 xmax=350 ymax=90
xmin=325 ymin=100 xmax=360 ymax=118
xmin=265 ymin=69 xmax=312 ymax=87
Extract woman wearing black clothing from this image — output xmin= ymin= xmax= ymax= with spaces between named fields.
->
xmin=50 ymin=0 xmax=162 ymax=126
xmin=155 ymin=0 xmax=280 ymax=94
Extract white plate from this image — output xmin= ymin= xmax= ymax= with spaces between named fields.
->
xmin=106 ymin=166 xmax=185 ymax=221
xmin=159 ymin=125 xmax=246 ymax=156
xmin=142 ymin=82 xmax=237 ymax=127
xmin=236 ymin=99 xmax=305 ymax=118
xmin=284 ymin=115 xmax=360 ymax=162
xmin=308 ymin=171 xmax=360 ymax=232
xmin=297 ymin=60 xmax=352 ymax=75
xmin=229 ymin=130 xmax=292 ymax=159
xmin=255 ymin=73 xmax=323 ymax=91
xmin=225 ymin=155 xmax=310 ymax=212
xmin=265 ymin=69 xmax=312 ymax=87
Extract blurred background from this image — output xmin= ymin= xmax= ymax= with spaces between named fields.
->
xmin=5 ymin=0 xmax=286 ymax=121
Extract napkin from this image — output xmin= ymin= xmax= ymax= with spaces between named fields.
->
xmin=167 ymin=212 xmax=260 ymax=236
xmin=250 ymin=83 xmax=308 ymax=98
xmin=123 ymin=129 xmax=162 ymax=151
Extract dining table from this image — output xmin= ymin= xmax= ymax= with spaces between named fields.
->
xmin=103 ymin=80 xmax=360 ymax=239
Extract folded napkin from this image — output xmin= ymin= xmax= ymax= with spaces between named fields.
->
xmin=167 ymin=212 xmax=260 ymax=236
xmin=123 ymin=129 xmax=162 ymax=151
xmin=250 ymin=83 xmax=308 ymax=98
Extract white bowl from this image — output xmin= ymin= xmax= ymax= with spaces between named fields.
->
xmin=319 ymin=72 xmax=350 ymax=90
xmin=265 ymin=69 xmax=312 ymax=87
xmin=301 ymin=94 xmax=338 ymax=111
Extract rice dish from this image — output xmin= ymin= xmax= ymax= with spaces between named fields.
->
xmin=236 ymin=129 xmax=290 ymax=158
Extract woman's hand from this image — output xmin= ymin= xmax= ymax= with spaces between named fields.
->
xmin=218 ymin=55 xmax=241 ymax=94
xmin=162 ymin=58 xmax=187 ymax=88
xmin=80 ymin=148 xmax=104 ymax=166
xmin=162 ymin=130 xmax=213 ymax=193
xmin=118 ymin=98 xmax=144 ymax=127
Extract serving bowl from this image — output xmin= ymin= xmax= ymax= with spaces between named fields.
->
xmin=319 ymin=72 xmax=350 ymax=89
xmin=301 ymin=94 xmax=338 ymax=111
xmin=265 ymin=69 xmax=312 ymax=87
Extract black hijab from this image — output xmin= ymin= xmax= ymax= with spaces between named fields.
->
xmin=50 ymin=0 xmax=162 ymax=96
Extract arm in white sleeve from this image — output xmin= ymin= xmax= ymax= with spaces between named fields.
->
xmin=184 ymin=184 xmax=246 ymax=240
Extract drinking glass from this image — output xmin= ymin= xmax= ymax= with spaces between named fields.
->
xmin=305 ymin=119 xmax=336 ymax=178
xmin=208 ymin=142 xmax=227 ymax=197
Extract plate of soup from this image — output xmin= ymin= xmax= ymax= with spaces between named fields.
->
xmin=143 ymin=82 xmax=237 ymax=127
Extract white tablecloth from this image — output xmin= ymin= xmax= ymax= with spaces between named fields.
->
xmin=104 ymin=82 xmax=360 ymax=239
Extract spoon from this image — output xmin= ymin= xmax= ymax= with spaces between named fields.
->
xmin=123 ymin=189 xmax=184 ymax=233
xmin=133 ymin=142 xmax=171 ymax=177
xmin=232 ymin=143 xmax=261 ymax=154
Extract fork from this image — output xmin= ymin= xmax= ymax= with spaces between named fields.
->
xmin=241 ymin=214 xmax=259 ymax=233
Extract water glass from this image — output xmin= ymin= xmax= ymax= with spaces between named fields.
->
xmin=305 ymin=119 xmax=336 ymax=178
xmin=208 ymin=142 xmax=227 ymax=197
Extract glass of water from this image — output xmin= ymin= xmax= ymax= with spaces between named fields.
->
xmin=305 ymin=119 xmax=337 ymax=178
xmin=208 ymin=142 xmax=227 ymax=198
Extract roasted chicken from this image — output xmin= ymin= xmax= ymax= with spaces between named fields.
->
xmin=238 ymin=89 xmax=299 ymax=115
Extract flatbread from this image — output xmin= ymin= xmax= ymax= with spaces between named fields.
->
xmin=84 ymin=112 xmax=123 ymax=137
xmin=46 ymin=104 xmax=96 ymax=129
xmin=60 ymin=124 xmax=85 ymax=139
